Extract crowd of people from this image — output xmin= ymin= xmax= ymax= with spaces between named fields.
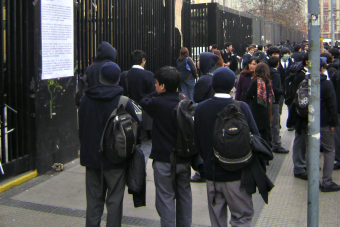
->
xmin=77 ymin=40 xmax=340 ymax=227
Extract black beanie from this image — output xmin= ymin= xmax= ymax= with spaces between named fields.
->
xmin=212 ymin=67 xmax=236 ymax=93
xmin=99 ymin=62 xmax=121 ymax=85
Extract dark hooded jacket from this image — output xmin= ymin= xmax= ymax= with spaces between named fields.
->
xmin=326 ymin=63 xmax=339 ymax=80
xmin=193 ymin=52 xmax=219 ymax=103
xmin=84 ymin=42 xmax=117 ymax=88
xmin=79 ymin=85 xmax=140 ymax=170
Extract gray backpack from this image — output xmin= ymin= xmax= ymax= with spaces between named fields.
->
xmin=100 ymin=96 xmax=138 ymax=164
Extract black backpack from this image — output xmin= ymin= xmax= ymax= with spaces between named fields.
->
xmin=295 ymin=77 xmax=309 ymax=118
xmin=284 ymin=62 xmax=303 ymax=106
xmin=212 ymin=101 xmax=252 ymax=171
xmin=173 ymin=93 xmax=196 ymax=158
xmin=100 ymin=96 xmax=139 ymax=164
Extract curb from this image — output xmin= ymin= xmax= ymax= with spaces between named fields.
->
xmin=0 ymin=170 xmax=38 ymax=193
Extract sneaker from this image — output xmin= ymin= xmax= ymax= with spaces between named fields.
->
xmin=190 ymin=172 xmax=206 ymax=183
xmin=334 ymin=162 xmax=340 ymax=170
xmin=320 ymin=182 xmax=340 ymax=192
xmin=294 ymin=172 xmax=308 ymax=180
xmin=272 ymin=147 xmax=289 ymax=154
xmin=288 ymin=127 xmax=295 ymax=131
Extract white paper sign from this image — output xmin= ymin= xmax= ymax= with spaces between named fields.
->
xmin=41 ymin=0 xmax=74 ymax=80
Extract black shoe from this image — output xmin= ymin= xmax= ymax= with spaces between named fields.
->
xmin=294 ymin=172 xmax=308 ymax=180
xmin=288 ymin=127 xmax=295 ymax=131
xmin=272 ymin=147 xmax=289 ymax=154
xmin=334 ymin=162 xmax=340 ymax=170
xmin=320 ymin=182 xmax=340 ymax=192
xmin=190 ymin=172 xmax=206 ymax=183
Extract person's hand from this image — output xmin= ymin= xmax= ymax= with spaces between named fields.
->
xmin=226 ymin=62 xmax=230 ymax=66
xmin=331 ymin=127 xmax=335 ymax=131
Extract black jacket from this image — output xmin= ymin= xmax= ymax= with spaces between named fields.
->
xmin=119 ymin=68 xmax=155 ymax=104
xmin=140 ymin=91 xmax=192 ymax=164
xmin=221 ymin=50 xmax=232 ymax=64
xmin=84 ymin=42 xmax=117 ymax=88
xmin=253 ymin=51 xmax=266 ymax=61
xmin=331 ymin=70 xmax=340 ymax=113
xmin=288 ymin=74 xmax=338 ymax=131
xmin=270 ymin=68 xmax=283 ymax=104
xmin=229 ymin=54 xmax=238 ymax=72
xmin=79 ymin=85 xmax=140 ymax=170
xmin=193 ymin=52 xmax=219 ymax=103
xmin=327 ymin=63 xmax=339 ymax=80
xmin=278 ymin=58 xmax=293 ymax=90
xmin=245 ymin=80 xmax=271 ymax=130
xmin=291 ymin=52 xmax=303 ymax=62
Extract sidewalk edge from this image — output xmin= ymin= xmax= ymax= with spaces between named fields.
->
xmin=0 ymin=170 xmax=38 ymax=193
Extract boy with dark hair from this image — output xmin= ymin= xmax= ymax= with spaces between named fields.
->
xmin=261 ymin=47 xmax=280 ymax=65
xmin=194 ymin=67 xmax=273 ymax=226
xmin=321 ymin=52 xmax=338 ymax=79
xmin=221 ymin=42 xmax=233 ymax=66
xmin=119 ymin=49 xmax=155 ymax=140
xmin=291 ymin=45 xmax=302 ymax=62
xmin=242 ymin=46 xmax=255 ymax=69
xmin=329 ymin=48 xmax=340 ymax=67
xmin=79 ymin=62 xmax=140 ymax=226
xmin=268 ymin=56 xmax=289 ymax=154
xmin=140 ymin=66 xmax=193 ymax=226
xmin=253 ymin=45 xmax=266 ymax=61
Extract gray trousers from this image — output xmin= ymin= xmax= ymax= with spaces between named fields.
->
xmin=334 ymin=114 xmax=340 ymax=162
xmin=206 ymin=180 xmax=253 ymax=227
xmin=320 ymin=126 xmax=336 ymax=187
xmin=153 ymin=161 xmax=192 ymax=227
xmin=85 ymin=167 xmax=126 ymax=227
xmin=271 ymin=104 xmax=281 ymax=148
xmin=292 ymin=128 xmax=307 ymax=174
xmin=292 ymin=126 xmax=335 ymax=186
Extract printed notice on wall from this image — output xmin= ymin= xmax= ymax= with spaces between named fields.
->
xmin=41 ymin=0 xmax=74 ymax=80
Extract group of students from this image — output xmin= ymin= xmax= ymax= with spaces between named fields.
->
xmin=78 ymin=41 xmax=274 ymax=227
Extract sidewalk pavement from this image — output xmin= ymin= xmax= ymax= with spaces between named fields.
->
xmin=0 ymin=106 xmax=340 ymax=227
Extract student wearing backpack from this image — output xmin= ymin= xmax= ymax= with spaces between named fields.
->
xmin=140 ymin=67 xmax=193 ymax=227
xmin=194 ymin=67 xmax=273 ymax=226
xmin=176 ymin=47 xmax=197 ymax=102
xmin=79 ymin=62 xmax=140 ymax=226
xmin=245 ymin=63 xmax=275 ymax=146
xmin=287 ymin=57 xmax=340 ymax=192
xmin=268 ymin=57 xmax=289 ymax=154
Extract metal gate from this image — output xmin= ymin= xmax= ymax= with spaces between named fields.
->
xmin=0 ymin=1 xmax=35 ymax=180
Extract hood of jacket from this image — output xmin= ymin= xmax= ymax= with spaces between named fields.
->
xmin=327 ymin=63 xmax=339 ymax=70
xmin=199 ymin=52 xmax=219 ymax=75
xmin=95 ymin=41 xmax=117 ymax=62
xmin=85 ymin=85 xmax=124 ymax=101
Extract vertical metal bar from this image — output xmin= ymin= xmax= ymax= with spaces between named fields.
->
xmin=77 ymin=1 xmax=80 ymax=76
xmin=92 ymin=0 xmax=96 ymax=62
xmin=307 ymin=0 xmax=320 ymax=225
xmin=0 ymin=0 xmax=5 ymax=164
xmin=84 ymin=0 xmax=88 ymax=69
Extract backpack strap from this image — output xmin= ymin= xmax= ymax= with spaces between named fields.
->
xmin=124 ymin=71 xmax=130 ymax=98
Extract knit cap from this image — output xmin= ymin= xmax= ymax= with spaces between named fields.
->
xmin=212 ymin=67 xmax=236 ymax=93
xmin=99 ymin=62 xmax=121 ymax=85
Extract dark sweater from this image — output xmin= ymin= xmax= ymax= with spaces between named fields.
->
xmin=331 ymin=71 xmax=340 ymax=113
xmin=320 ymin=74 xmax=338 ymax=127
xmin=235 ymin=72 xmax=253 ymax=103
xmin=245 ymin=80 xmax=271 ymax=130
xmin=140 ymin=91 xmax=192 ymax=164
xmin=194 ymin=97 xmax=259 ymax=182
xmin=119 ymin=68 xmax=155 ymax=104
xmin=278 ymin=58 xmax=293 ymax=90
xmin=79 ymin=85 xmax=140 ymax=170
xmin=177 ymin=57 xmax=197 ymax=81
xmin=327 ymin=63 xmax=338 ymax=80
xmin=269 ymin=68 xmax=284 ymax=104
xmin=84 ymin=42 xmax=117 ymax=88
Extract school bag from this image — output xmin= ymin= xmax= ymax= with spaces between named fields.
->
xmin=186 ymin=57 xmax=191 ymax=71
xmin=294 ymin=77 xmax=309 ymax=118
xmin=100 ymin=96 xmax=139 ymax=164
xmin=284 ymin=62 xmax=303 ymax=106
xmin=173 ymin=93 xmax=196 ymax=158
xmin=212 ymin=101 xmax=253 ymax=171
